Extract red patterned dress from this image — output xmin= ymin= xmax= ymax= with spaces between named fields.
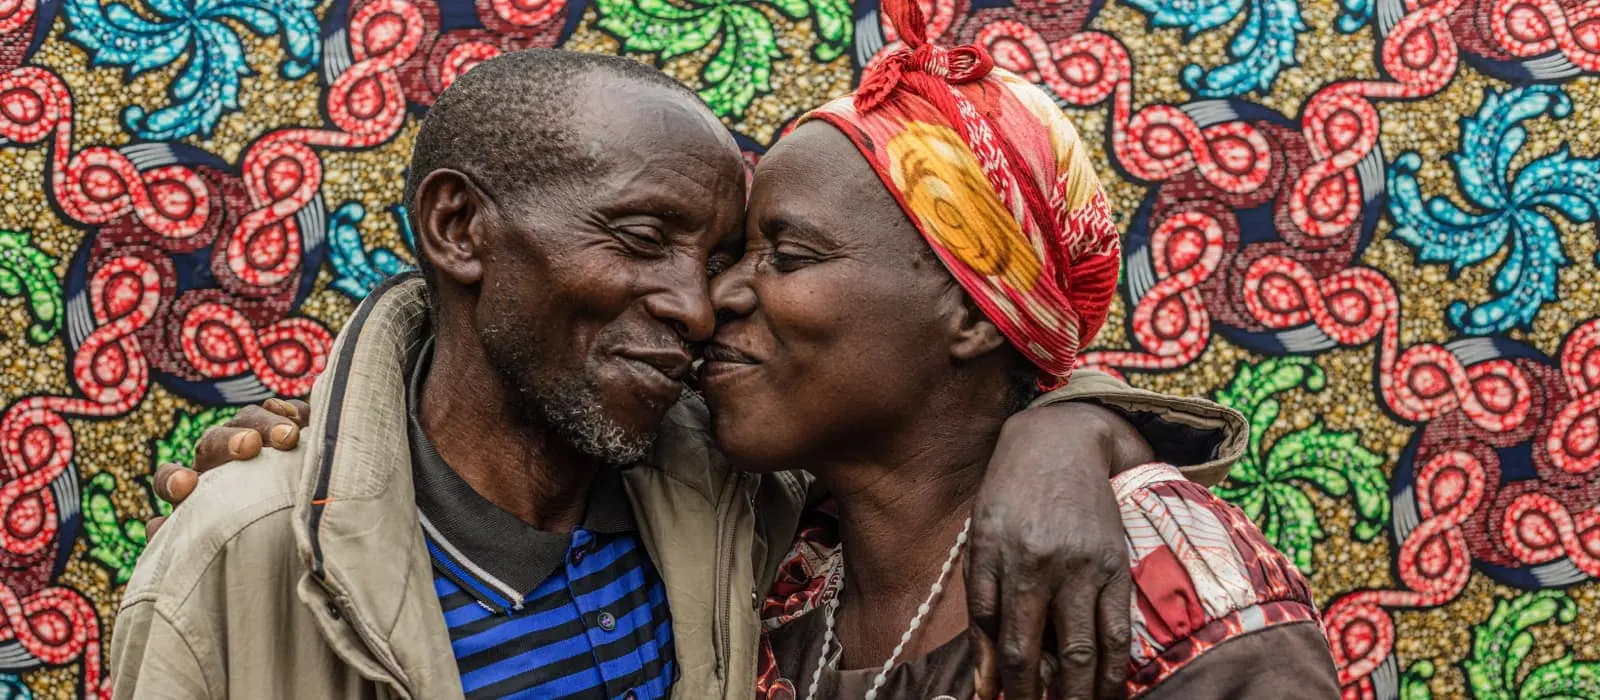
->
xmin=754 ymin=463 xmax=1340 ymax=699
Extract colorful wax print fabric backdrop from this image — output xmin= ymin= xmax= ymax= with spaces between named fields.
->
xmin=0 ymin=0 xmax=1596 ymax=696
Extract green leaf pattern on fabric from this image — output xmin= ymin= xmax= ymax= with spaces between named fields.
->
xmin=595 ymin=0 xmax=851 ymax=117
xmin=1462 ymin=590 xmax=1600 ymax=699
xmin=1211 ymin=357 xmax=1388 ymax=573
xmin=0 ymin=230 xmax=63 ymax=345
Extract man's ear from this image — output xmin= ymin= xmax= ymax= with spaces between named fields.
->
xmin=415 ymin=169 xmax=491 ymax=286
xmin=940 ymin=285 xmax=1008 ymax=361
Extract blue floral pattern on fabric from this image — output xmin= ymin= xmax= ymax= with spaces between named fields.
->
xmin=1388 ymin=85 xmax=1600 ymax=335
xmin=64 ymin=0 xmax=321 ymax=140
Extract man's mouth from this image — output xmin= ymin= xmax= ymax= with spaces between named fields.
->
xmin=616 ymin=348 xmax=694 ymax=381
xmin=613 ymin=348 xmax=694 ymax=405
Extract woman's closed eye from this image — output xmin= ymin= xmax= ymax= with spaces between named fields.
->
xmin=769 ymin=244 xmax=822 ymax=272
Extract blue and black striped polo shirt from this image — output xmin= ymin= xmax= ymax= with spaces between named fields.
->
xmin=408 ymin=340 xmax=676 ymax=699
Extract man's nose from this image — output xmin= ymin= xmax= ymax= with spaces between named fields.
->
xmin=643 ymin=276 xmax=715 ymax=343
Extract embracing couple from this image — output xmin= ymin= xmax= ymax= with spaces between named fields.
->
xmin=109 ymin=3 xmax=1340 ymax=698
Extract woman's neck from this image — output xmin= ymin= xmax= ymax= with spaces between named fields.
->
xmin=830 ymin=455 xmax=983 ymax=599
xmin=812 ymin=411 xmax=1004 ymax=668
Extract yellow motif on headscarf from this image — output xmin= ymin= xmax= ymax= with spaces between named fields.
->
xmin=884 ymin=121 xmax=1043 ymax=293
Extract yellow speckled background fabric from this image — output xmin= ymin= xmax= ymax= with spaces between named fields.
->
xmin=0 ymin=0 xmax=1596 ymax=696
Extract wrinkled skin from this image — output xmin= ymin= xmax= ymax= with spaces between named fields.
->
xmin=416 ymin=75 xmax=747 ymax=485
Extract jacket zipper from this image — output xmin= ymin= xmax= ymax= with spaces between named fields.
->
xmin=712 ymin=471 xmax=745 ymax=687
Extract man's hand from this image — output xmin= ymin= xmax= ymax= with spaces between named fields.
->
xmin=146 ymin=398 xmax=311 ymax=538
xmin=968 ymin=402 xmax=1155 ymax=700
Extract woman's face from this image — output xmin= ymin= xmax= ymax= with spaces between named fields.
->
xmin=699 ymin=122 xmax=961 ymax=472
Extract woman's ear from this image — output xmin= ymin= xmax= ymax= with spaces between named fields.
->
xmin=415 ymin=169 xmax=490 ymax=286
xmin=940 ymin=285 xmax=1008 ymax=361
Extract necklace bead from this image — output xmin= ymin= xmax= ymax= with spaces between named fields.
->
xmin=802 ymin=517 xmax=972 ymax=700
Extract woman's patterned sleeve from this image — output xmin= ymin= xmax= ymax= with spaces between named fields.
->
xmin=1111 ymin=462 xmax=1339 ymax=697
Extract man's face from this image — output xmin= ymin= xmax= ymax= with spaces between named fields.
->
xmin=472 ymin=79 xmax=746 ymax=465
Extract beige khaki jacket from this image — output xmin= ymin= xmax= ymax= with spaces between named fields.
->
xmin=111 ymin=275 xmax=1246 ymax=700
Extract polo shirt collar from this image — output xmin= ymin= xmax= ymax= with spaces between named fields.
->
xmin=407 ymin=337 xmax=635 ymax=606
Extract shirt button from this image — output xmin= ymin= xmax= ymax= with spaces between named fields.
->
xmin=570 ymin=547 xmax=585 ymax=565
xmin=597 ymin=611 xmax=617 ymax=632
xmin=622 ymin=691 xmax=637 ymax=700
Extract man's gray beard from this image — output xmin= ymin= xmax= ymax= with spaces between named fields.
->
xmin=526 ymin=375 xmax=656 ymax=467
xmin=479 ymin=320 xmax=657 ymax=467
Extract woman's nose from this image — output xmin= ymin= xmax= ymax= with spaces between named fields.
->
xmin=710 ymin=255 xmax=759 ymax=323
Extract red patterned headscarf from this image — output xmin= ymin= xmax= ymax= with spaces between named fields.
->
xmin=795 ymin=0 xmax=1121 ymax=388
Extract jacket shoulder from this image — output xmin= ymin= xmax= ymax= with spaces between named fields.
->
xmin=121 ymin=445 xmax=307 ymax=613
xmin=1034 ymin=369 xmax=1247 ymax=486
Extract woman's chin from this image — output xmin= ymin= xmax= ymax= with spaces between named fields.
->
xmin=708 ymin=410 xmax=790 ymax=474
xmin=702 ymin=380 xmax=759 ymax=431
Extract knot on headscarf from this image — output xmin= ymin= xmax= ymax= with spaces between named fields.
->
xmin=855 ymin=0 xmax=994 ymax=112
xmin=797 ymin=0 xmax=1122 ymax=389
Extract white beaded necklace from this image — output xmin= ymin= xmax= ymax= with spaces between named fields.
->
xmin=804 ymin=517 xmax=972 ymax=700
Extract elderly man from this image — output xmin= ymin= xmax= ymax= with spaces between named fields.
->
xmin=112 ymin=50 xmax=1248 ymax=700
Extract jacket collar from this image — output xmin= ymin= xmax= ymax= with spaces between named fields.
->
xmin=289 ymin=273 xmax=457 ymax=696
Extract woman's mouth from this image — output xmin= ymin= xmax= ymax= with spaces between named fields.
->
xmin=698 ymin=342 xmax=760 ymax=386
xmin=702 ymin=342 xmax=759 ymax=365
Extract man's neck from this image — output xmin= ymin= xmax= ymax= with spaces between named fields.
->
xmin=418 ymin=333 xmax=597 ymax=532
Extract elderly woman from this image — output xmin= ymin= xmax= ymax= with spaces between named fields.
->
xmin=699 ymin=2 xmax=1342 ymax=697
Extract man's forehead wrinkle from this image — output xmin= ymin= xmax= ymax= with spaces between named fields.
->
xmin=590 ymin=137 xmax=740 ymax=206
xmin=582 ymin=161 xmax=740 ymax=245
xmin=580 ymin=102 xmax=736 ymax=173
xmin=581 ymin=82 xmax=714 ymax=137
xmin=559 ymin=84 xmax=743 ymax=238
xmin=593 ymin=151 xmax=723 ymax=201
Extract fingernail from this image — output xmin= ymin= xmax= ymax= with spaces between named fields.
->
xmin=271 ymin=424 xmax=293 ymax=446
xmin=267 ymin=398 xmax=293 ymax=419
xmin=229 ymin=431 xmax=251 ymax=456
xmin=169 ymin=470 xmax=197 ymax=500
